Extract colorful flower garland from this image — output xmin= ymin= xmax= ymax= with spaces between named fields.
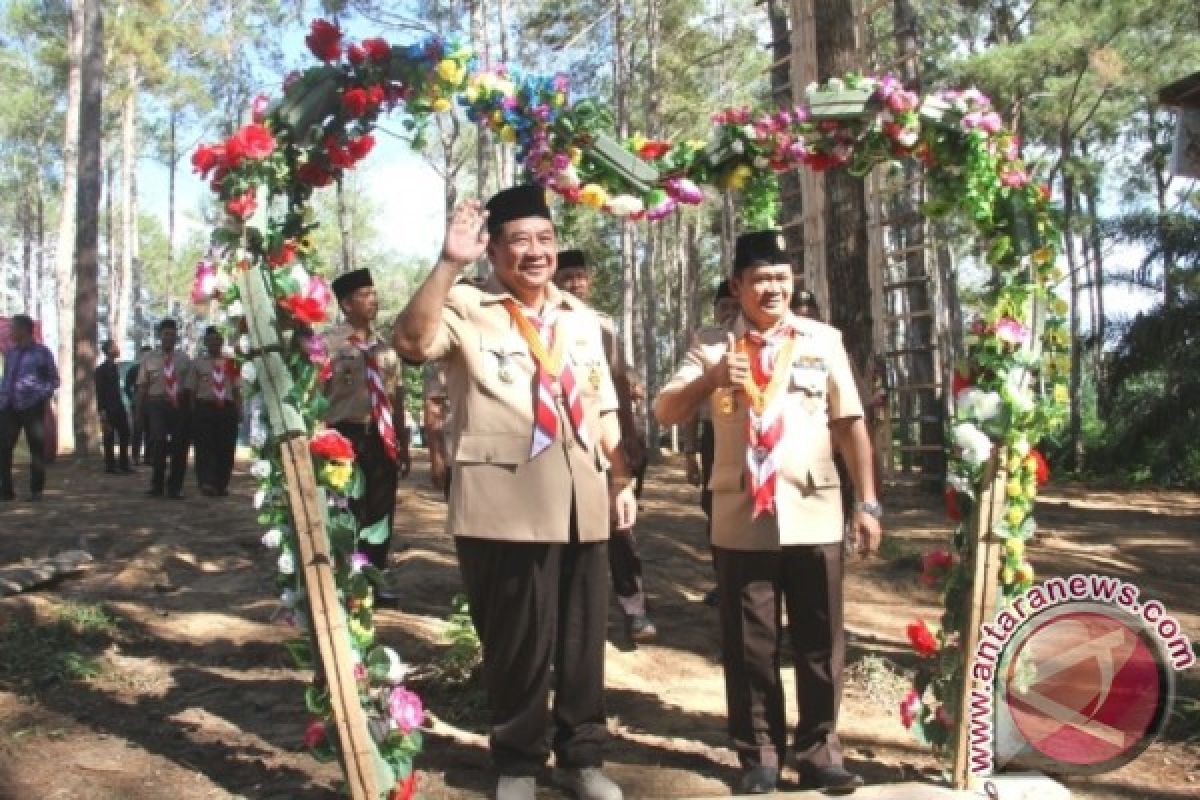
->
xmin=191 ymin=18 xmax=1066 ymax=790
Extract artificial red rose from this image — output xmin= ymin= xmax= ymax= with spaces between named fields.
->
xmin=231 ymin=123 xmax=275 ymax=160
xmin=637 ymin=140 xmax=671 ymax=159
xmin=280 ymin=293 xmax=327 ymax=325
xmin=225 ymin=188 xmax=257 ymax=219
xmin=310 ymin=428 xmax=356 ymax=462
xmin=1037 ymin=183 xmax=1052 ymax=202
xmin=920 ymin=548 xmax=955 ymax=587
xmin=303 ymin=719 xmax=326 ymax=749
xmin=297 ymin=161 xmax=335 ymax=187
xmin=951 ymin=369 xmax=972 ymax=397
xmin=324 ymin=135 xmax=356 ymax=169
xmin=305 ymin=18 xmax=342 ymax=62
xmin=342 ymin=87 xmax=369 ymax=117
xmin=267 ymin=240 xmax=297 ymax=268
xmin=192 ymin=143 xmax=224 ymax=177
xmin=943 ymin=486 xmax=961 ymax=522
xmin=899 ymin=689 xmax=921 ymax=729
xmin=366 ymin=84 xmax=385 ymax=108
xmin=906 ymin=619 xmax=939 ymax=657
xmin=1029 ymin=448 xmax=1050 ymax=486
xmin=363 ymin=37 xmax=391 ymax=64
xmin=805 ymin=152 xmax=836 ymax=172
xmin=389 ymin=772 xmax=417 ymax=800
xmin=347 ymin=42 xmax=366 ymax=65
xmin=347 ymin=134 xmax=375 ymax=162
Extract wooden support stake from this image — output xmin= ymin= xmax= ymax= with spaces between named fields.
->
xmin=239 ymin=260 xmax=385 ymax=800
xmin=951 ymin=451 xmax=1007 ymax=790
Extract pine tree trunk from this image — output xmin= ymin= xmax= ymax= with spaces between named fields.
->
xmin=1063 ymin=170 xmax=1085 ymax=474
xmin=115 ymin=62 xmax=137 ymax=348
xmin=54 ymin=0 xmax=85 ymax=454
xmin=105 ymin=148 xmax=116 ymax=338
xmin=639 ymin=0 xmax=663 ymax=453
xmin=814 ymin=0 xmax=874 ymax=374
xmin=73 ymin=0 xmax=104 ymax=457
xmin=336 ymin=178 xmax=353 ymax=274
xmin=167 ymin=106 xmax=177 ymax=281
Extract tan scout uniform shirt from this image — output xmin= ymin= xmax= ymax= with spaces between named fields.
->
xmin=323 ymin=326 xmax=402 ymax=426
xmin=187 ymin=354 xmax=239 ymax=403
xmin=658 ymin=312 xmax=863 ymax=549
xmin=421 ymin=275 xmax=619 ymax=543
xmin=137 ymin=349 xmax=193 ymax=399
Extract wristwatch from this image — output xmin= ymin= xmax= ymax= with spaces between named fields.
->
xmin=855 ymin=500 xmax=884 ymax=519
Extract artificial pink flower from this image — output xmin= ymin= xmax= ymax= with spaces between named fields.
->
xmin=303 ymin=719 xmax=327 ymax=749
xmin=900 ymin=689 xmax=922 ymax=729
xmin=387 ymin=687 xmax=424 ymax=734
xmin=994 ymin=316 xmax=1030 ymax=346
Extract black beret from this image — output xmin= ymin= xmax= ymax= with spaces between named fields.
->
xmin=485 ymin=185 xmax=553 ymax=234
xmin=732 ymin=230 xmax=789 ymax=273
xmin=331 ymin=268 xmax=374 ymax=302
xmin=557 ymin=249 xmax=587 ymax=271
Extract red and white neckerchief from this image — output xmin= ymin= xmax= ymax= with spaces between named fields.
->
xmin=739 ymin=325 xmax=798 ymax=519
xmin=163 ymin=352 xmax=179 ymax=408
xmin=211 ymin=358 xmax=229 ymax=407
xmin=501 ymin=298 xmax=589 ymax=458
xmin=349 ymin=333 xmax=398 ymax=462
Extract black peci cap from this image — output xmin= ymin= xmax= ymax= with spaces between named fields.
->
xmin=331 ymin=268 xmax=374 ymax=302
xmin=485 ymin=185 xmax=553 ymax=235
xmin=557 ymin=249 xmax=587 ymax=271
xmin=732 ymin=230 xmax=789 ymax=273
xmin=714 ymin=279 xmax=733 ymax=302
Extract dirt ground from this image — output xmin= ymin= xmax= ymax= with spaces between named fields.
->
xmin=0 ymin=452 xmax=1196 ymax=800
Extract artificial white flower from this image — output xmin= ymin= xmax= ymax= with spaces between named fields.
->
xmin=741 ymin=124 xmax=758 ymax=140
xmin=556 ymin=163 xmax=581 ymax=188
xmin=953 ymin=422 xmax=994 ymax=467
xmin=225 ymin=300 xmax=244 ymax=317
xmin=607 ymin=194 xmax=644 ymax=217
xmin=237 ymin=334 xmax=252 ymax=355
xmin=249 ymin=426 xmax=268 ymax=449
xmin=804 ymin=81 xmax=819 ymax=96
xmin=240 ymin=361 xmax=258 ymax=385
xmin=253 ymin=488 xmax=268 ymax=509
xmin=827 ymin=77 xmax=845 ymax=92
xmin=946 ymin=470 xmax=972 ymax=494
xmin=956 ymin=388 xmax=1002 ymax=422
xmin=278 ymin=549 xmax=295 ymax=575
xmin=753 ymin=155 xmax=770 ymax=169
xmin=1011 ymin=437 xmax=1031 ymax=457
xmin=261 ymin=528 xmax=284 ymax=548
xmin=381 ymin=647 xmax=412 ymax=684
xmin=730 ymin=140 xmax=745 ymax=155
xmin=251 ymin=459 xmax=272 ymax=479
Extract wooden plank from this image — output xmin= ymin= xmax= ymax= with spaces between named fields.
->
xmin=883 ymin=276 xmax=932 ymax=291
xmin=890 ymin=382 xmax=941 ymax=391
xmin=951 ymin=451 xmax=1006 ymax=788
xmin=883 ymin=310 xmax=935 ymax=323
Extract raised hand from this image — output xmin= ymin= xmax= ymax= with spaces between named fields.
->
xmin=440 ymin=199 xmax=490 ymax=268
xmin=708 ymin=332 xmax=750 ymax=389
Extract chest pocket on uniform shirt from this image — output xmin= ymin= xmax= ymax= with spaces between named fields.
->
xmin=569 ymin=342 xmax=605 ymax=396
xmin=790 ymin=358 xmax=829 ymax=415
xmin=482 ymin=340 xmax=530 ymax=389
xmin=334 ymin=349 xmax=361 ymax=386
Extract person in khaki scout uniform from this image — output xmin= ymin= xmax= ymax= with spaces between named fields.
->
xmin=189 ymin=326 xmax=241 ymax=496
xmin=554 ymin=248 xmax=656 ymax=642
xmin=324 ymin=269 xmax=412 ymax=595
xmin=655 ymin=231 xmax=883 ymax=796
xmin=393 ymin=186 xmax=638 ymax=800
xmin=136 ymin=318 xmax=193 ymax=499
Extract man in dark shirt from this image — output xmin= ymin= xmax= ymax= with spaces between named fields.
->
xmin=125 ymin=345 xmax=151 ymax=464
xmin=96 ymin=340 xmax=132 ymax=474
xmin=0 ymin=314 xmax=60 ymax=501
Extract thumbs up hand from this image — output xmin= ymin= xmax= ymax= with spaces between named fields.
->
xmin=707 ymin=332 xmax=750 ymax=389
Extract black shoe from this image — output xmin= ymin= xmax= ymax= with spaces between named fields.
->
xmin=146 ymin=488 xmax=164 ymax=497
xmin=627 ymin=614 xmax=657 ymax=641
xmin=738 ymin=766 xmax=778 ymax=794
xmin=796 ymin=764 xmax=864 ymax=794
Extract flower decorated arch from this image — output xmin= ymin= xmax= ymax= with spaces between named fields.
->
xmin=192 ymin=18 xmax=1067 ymax=796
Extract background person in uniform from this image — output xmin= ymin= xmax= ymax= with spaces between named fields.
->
xmin=137 ymin=318 xmax=192 ymax=499
xmin=393 ymin=187 xmax=638 ymax=800
xmin=189 ymin=326 xmax=241 ymax=497
xmin=655 ymin=230 xmax=883 ymax=795
xmin=126 ymin=345 xmax=152 ymax=465
xmin=0 ymin=314 xmax=59 ymax=502
xmin=554 ymin=247 xmax=656 ymax=642
xmin=681 ymin=279 xmax=740 ymax=607
xmin=324 ymin=268 xmax=411 ymax=596
xmin=96 ymin=340 xmax=132 ymax=474
xmin=422 ymin=359 xmax=451 ymax=497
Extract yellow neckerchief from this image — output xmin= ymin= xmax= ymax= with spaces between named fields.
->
xmin=500 ymin=297 xmax=566 ymax=377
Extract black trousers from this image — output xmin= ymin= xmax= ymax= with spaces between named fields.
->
xmin=456 ymin=532 xmax=610 ymax=776
xmin=146 ymin=397 xmax=190 ymax=494
xmin=130 ymin=403 xmax=146 ymax=463
xmin=0 ymin=400 xmax=48 ymax=497
xmin=714 ymin=542 xmax=845 ymax=771
xmin=335 ymin=421 xmax=398 ymax=570
xmin=101 ymin=405 xmax=131 ymax=470
xmin=193 ymin=401 xmax=239 ymax=493
xmin=608 ymin=530 xmax=647 ymax=618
